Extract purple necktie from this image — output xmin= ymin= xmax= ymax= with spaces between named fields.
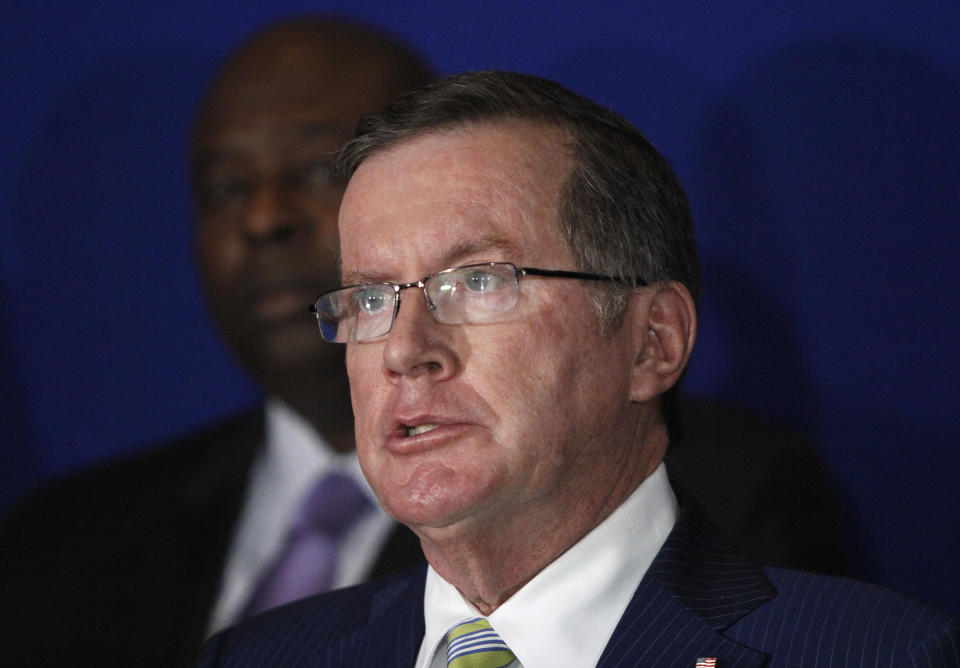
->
xmin=241 ymin=471 xmax=372 ymax=618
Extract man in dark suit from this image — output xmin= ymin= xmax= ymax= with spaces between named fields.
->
xmin=0 ymin=17 xmax=430 ymax=667
xmin=201 ymin=71 xmax=959 ymax=666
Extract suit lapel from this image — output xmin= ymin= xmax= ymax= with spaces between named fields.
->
xmin=598 ymin=504 xmax=775 ymax=668
xmin=316 ymin=565 xmax=427 ymax=667
xmin=369 ymin=522 xmax=426 ymax=579
xmin=172 ymin=410 xmax=265 ymax=651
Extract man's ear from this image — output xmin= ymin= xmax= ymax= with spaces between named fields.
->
xmin=629 ymin=281 xmax=697 ymax=403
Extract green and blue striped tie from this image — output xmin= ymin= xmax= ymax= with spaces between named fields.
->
xmin=445 ymin=617 xmax=516 ymax=668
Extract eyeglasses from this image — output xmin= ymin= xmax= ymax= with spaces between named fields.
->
xmin=309 ymin=261 xmax=645 ymax=343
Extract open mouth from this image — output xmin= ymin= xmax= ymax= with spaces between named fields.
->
xmin=405 ymin=423 xmax=440 ymax=437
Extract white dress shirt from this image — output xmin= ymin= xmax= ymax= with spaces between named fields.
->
xmin=206 ymin=398 xmax=394 ymax=636
xmin=416 ymin=463 xmax=677 ymax=668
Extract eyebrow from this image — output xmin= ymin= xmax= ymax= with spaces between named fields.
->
xmin=343 ymin=234 xmax=522 ymax=285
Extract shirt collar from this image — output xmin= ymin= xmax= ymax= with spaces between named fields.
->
xmin=207 ymin=399 xmax=380 ymax=635
xmin=263 ymin=398 xmax=372 ymax=499
xmin=417 ymin=463 xmax=677 ymax=668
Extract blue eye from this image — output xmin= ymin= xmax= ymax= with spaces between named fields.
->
xmin=354 ymin=288 xmax=390 ymax=316
xmin=464 ymin=270 xmax=500 ymax=293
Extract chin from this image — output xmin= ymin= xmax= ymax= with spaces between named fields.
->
xmin=379 ymin=462 xmax=495 ymax=531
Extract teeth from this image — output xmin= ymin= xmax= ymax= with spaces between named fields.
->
xmin=406 ymin=423 xmax=440 ymax=437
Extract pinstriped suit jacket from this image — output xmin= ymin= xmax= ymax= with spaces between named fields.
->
xmin=199 ymin=504 xmax=960 ymax=667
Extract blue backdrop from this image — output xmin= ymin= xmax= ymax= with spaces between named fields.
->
xmin=3 ymin=1 xmax=959 ymax=613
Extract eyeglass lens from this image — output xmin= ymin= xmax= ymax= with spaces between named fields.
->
xmin=315 ymin=263 xmax=521 ymax=343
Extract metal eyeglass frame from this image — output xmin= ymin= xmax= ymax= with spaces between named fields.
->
xmin=308 ymin=261 xmax=647 ymax=343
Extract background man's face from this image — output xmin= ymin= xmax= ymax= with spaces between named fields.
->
xmin=339 ymin=122 xmax=642 ymax=537
xmin=193 ymin=97 xmax=344 ymax=381
xmin=191 ymin=44 xmax=402 ymax=385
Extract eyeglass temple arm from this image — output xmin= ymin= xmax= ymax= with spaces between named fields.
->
xmin=519 ymin=267 xmax=647 ymax=286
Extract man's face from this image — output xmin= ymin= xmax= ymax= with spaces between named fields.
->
xmin=340 ymin=122 xmax=644 ymax=537
xmin=192 ymin=52 xmax=397 ymax=385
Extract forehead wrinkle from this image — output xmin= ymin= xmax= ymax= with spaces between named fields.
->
xmin=443 ymin=128 xmax=568 ymax=229
xmin=359 ymin=120 xmax=568 ymax=213
xmin=340 ymin=122 xmax=574 ymax=284
xmin=342 ymin=234 xmax=521 ymax=285
xmin=340 ymin=180 xmax=519 ymax=273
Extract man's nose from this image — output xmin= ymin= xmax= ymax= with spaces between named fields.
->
xmin=382 ymin=288 xmax=459 ymax=382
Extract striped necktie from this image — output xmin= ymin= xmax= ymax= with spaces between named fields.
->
xmin=445 ymin=617 xmax=516 ymax=668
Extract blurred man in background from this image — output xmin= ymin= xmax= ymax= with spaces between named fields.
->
xmin=0 ymin=17 xmax=433 ymax=667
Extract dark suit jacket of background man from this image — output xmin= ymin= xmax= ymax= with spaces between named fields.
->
xmin=0 ymin=409 xmax=423 ymax=667
xmin=200 ymin=502 xmax=960 ymax=667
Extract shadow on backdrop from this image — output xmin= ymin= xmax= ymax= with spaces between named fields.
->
xmin=698 ymin=39 xmax=960 ymax=612
xmin=536 ymin=41 xmax=709 ymax=179
xmin=539 ymin=42 xmax=846 ymax=574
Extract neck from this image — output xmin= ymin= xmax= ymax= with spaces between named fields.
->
xmin=419 ymin=421 xmax=668 ymax=615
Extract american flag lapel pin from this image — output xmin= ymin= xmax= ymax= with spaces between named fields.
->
xmin=695 ymin=659 xmax=717 ymax=668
